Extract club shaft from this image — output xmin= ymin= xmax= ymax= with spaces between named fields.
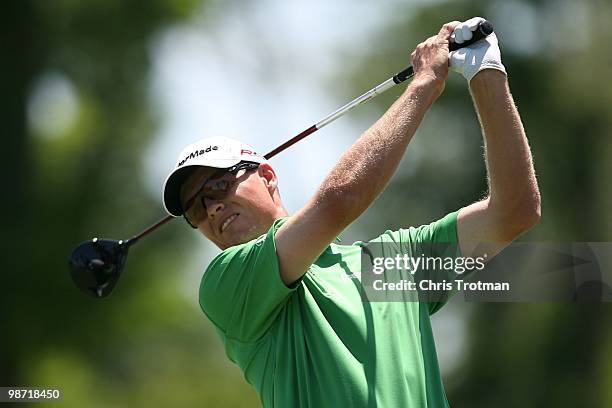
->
xmin=264 ymin=74 xmax=410 ymax=159
xmin=126 ymin=71 xmax=411 ymax=242
xmin=124 ymin=215 xmax=174 ymax=246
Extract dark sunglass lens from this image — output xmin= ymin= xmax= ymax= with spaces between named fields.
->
xmin=203 ymin=179 xmax=230 ymax=195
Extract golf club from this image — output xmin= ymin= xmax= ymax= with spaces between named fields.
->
xmin=69 ymin=20 xmax=494 ymax=298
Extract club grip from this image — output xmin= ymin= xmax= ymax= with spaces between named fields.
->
xmin=448 ymin=20 xmax=494 ymax=52
xmin=393 ymin=20 xmax=494 ymax=84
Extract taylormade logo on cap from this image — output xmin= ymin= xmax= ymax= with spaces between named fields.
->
xmin=177 ymin=145 xmax=262 ymax=168
xmin=178 ymin=145 xmax=219 ymax=167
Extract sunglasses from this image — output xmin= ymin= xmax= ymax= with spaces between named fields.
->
xmin=182 ymin=162 xmax=260 ymax=229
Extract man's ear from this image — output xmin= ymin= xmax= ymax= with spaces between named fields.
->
xmin=258 ymin=163 xmax=278 ymax=193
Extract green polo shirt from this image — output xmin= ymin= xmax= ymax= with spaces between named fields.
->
xmin=200 ymin=211 xmax=459 ymax=407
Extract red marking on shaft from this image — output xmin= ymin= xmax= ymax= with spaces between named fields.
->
xmin=129 ymin=215 xmax=174 ymax=244
xmin=264 ymin=125 xmax=318 ymax=159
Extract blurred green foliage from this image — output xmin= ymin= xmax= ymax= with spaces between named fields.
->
xmin=2 ymin=0 xmax=611 ymax=407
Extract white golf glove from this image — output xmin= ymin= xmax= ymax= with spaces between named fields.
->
xmin=449 ymin=17 xmax=507 ymax=83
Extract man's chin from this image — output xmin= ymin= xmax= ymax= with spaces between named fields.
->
xmin=217 ymin=230 xmax=259 ymax=250
xmin=212 ymin=219 xmax=271 ymax=249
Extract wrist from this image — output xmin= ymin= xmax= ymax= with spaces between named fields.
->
xmin=469 ymin=68 xmax=507 ymax=88
xmin=408 ymin=75 xmax=444 ymax=105
xmin=469 ymin=69 xmax=510 ymax=109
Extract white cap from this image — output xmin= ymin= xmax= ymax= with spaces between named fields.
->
xmin=163 ymin=137 xmax=266 ymax=216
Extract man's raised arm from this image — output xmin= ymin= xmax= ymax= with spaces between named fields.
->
xmin=452 ymin=19 xmax=541 ymax=258
xmin=275 ymin=22 xmax=460 ymax=286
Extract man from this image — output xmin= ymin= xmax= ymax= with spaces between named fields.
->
xmin=162 ymin=18 xmax=540 ymax=407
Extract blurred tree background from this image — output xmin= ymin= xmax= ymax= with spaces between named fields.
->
xmin=2 ymin=0 xmax=611 ymax=407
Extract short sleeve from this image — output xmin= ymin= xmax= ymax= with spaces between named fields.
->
xmin=364 ymin=211 xmax=460 ymax=315
xmin=400 ymin=211 xmax=459 ymax=252
xmin=199 ymin=217 xmax=297 ymax=341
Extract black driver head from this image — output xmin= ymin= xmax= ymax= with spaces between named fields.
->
xmin=69 ymin=238 xmax=129 ymax=298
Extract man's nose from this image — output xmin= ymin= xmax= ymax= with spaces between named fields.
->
xmin=204 ymin=198 xmax=225 ymax=217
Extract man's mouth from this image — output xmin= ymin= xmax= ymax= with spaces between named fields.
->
xmin=220 ymin=213 xmax=239 ymax=233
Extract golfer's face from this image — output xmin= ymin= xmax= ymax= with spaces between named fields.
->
xmin=180 ymin=166 xmax=277 ymax=249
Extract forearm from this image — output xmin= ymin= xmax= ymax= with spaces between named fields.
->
xmin=315 ymin=77 xmax=440 ymax=219
xmin=275 ymin=22 xmax=457 ymax=285
xmin=470 ymin=70 xmax=540 ymax=225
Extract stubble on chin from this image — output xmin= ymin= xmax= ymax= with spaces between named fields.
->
xmin=236 ymin=223 xmax=264 ymax=244
xmin=215 ymin=214 xmax=278 ymax=249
